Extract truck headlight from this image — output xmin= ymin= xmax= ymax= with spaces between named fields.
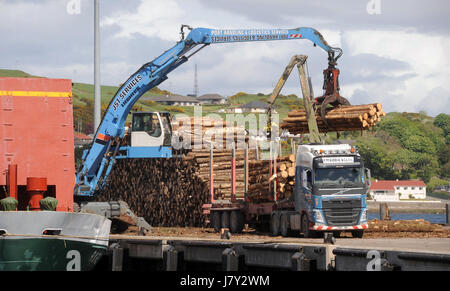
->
xmin=313 ymin=209 xmax=324 ymax=224
xmin=360 ymin=209 xmax=368 ymax=222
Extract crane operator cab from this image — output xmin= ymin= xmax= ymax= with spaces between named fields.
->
xmin=123 ymin=111 xmax=172 ymax=158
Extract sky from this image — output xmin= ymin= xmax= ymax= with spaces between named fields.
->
xmin=1 ymin=0 xmax=449 ymax=115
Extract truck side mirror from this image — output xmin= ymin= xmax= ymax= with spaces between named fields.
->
xmin=364 ymin=168 xmax=371 ymax=188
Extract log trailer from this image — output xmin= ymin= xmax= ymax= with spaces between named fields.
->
xmin=204 ymin=56 xmax=371 ymax=238
xmin=73 ymin=25 xmax=353 ymax=232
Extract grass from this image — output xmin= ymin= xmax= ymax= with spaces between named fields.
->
xmin=0 ymin=69 xmax=41 ymax=78
xmin=428 ymin=191 xmax=450 ymax=200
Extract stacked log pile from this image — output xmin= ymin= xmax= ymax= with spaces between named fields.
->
xmin=281 ymin=103 xmax=386 ymax=134
xmin=98 ymin=156 xmax=210 ymax=227
xmin=247 ymin=154 xmax=296 ymax=202
xmin=99 ymin=148 xmax=259 ymax=227
xmin=184 ymin=149 xmax=257 ymax=200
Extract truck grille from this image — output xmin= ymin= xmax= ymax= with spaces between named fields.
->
xmin=322 ymin=199 xmax=361 ymax=226
xmin=323 ymin=208 xmax=361 ymax=226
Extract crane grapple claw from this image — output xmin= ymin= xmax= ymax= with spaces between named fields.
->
xmin=319 ymin=94 xmax=351 ymax=128
xmin=315 ymin=61 xmax=351 ymax=128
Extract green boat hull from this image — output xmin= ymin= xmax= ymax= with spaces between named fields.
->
xmin=0 ymin=237 xmax=107 ymax=271
xmin=0 ymin=211 xmax=111 ymax=271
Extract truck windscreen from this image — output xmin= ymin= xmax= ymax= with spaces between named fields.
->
xmin=314 ymin=167 xmax=364 ymax=188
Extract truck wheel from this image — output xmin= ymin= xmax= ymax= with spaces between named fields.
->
xmin=212 ymin=211 xmax=221 ymax=233
xmin=221 ymin=211 xmax=230 ymax=229
xmin=230 ymin=211 xmax=244 ymax=233
xmin=270 ymin=213 xmax=280 ymax=236
xmin=280 ymin=214 xmax=289 ymax=237
xmin=351 ymin=229 xmax=364 ymax=238
xmin=301 ymin=214 xmax=314 ymax=238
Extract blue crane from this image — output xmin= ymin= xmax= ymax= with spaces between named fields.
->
xmin=74 ymin=26 xmax=347 ymax=199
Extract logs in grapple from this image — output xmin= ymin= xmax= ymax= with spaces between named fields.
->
xmin=281 ymin=103 xmax=385 ymax=134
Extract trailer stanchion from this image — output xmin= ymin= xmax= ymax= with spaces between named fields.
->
xmin=269 ymin=142 xmax=273 ymax=199
xmin=274 ymin=141 xmax=277 ymax=202
xmin=231 ymin=143 xmax=236 ymax=202
xmin=244 ymin=145 xmax=249 ymax=202
xmin=210 ymin=147 xmax=215 ymax=204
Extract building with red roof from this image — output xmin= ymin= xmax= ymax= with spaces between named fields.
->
xmin=369 ymin=179 xmax=426 ymax=201
xmin=74 ymin=132 xmax=93 ymax=147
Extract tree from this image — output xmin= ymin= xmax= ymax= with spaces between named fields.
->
xmin=434 ymin=113 xmax=450 ymax=135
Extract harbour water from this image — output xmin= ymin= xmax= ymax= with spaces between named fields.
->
xmin=368 ymin=213 xmax=446 ymax=224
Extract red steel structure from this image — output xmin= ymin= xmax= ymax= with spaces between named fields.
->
xmin=0 ymin=77 xmax=75 ymax=211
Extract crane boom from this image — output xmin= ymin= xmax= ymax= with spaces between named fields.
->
xmin=266 ymin=55 xmax=322 ymax=143
xmin=75 ymin=26 xmax=344 ymax=197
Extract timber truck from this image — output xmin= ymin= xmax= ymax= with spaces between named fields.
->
xmin=204 ymin=143 xmax=371 ymax=238
xmin=204 ymin=55 xmax=371 ymax=238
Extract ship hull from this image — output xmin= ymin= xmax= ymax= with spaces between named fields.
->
xmin=0 ymin=211 xmax=111 ymax=271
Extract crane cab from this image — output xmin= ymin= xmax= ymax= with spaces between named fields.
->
xmin=121 ymin=111 xmax=172 ymax=158
xmin=131 ymin=111 xmax=172 ymax=147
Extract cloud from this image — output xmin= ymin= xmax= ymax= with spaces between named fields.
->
xmin=343 ymin=29 xmax=450 ymax=115
xmin=101 ymin=0 xmax=184 ymax=41
xmin=0 ymin=0 xmax=449 ymax=116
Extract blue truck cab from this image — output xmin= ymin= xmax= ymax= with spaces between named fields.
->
xmin=293 ymin=144 xmax=370 ymax=238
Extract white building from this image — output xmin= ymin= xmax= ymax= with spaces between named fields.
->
xmin=146 ymin=94 xmax=200 ymax=106
xmin=369 ymin=180 xmax=427 ymax=201
xmin=197 ymin=94 xmax=227 ymax=105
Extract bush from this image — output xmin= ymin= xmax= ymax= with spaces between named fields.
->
xmin=426 ymin=176 xmax=450 ymax=193
xmin=139 ymin=100 xmax=156 ymax=107
xmin=164 ymin=106 xmax=185 ymax=113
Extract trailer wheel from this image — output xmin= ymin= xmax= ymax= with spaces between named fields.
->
xmin=230 ymin=211 xmax=244 ymax=233
xmin=301 ymin=214 xmax=314 ymax=238
xmin=270 ymin=213 xmax=280 ymax=236
xmin=221 ymin=211 xmax=230 ymax=229
xmin=212 ymin=211 xmax=221 ymax=233
xmin=279 ymin=214 xmax=290 ymax=237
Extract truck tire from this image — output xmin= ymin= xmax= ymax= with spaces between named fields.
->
xmin=270 ymin=213 xmax=280 ymax=236
xmin=221 ymin=211 xmax=230 ymax=229
xmin=230 ymin=211 xmax=244 ymax=233
xmin=280 ymin=214 xmax=289 ymax=237
xmin=212 ymin=211 xmax=222 ymax=233
xmin=351 ymin=229 xmax=364 ymax=238
xmin=301 ymin=214 xmax=314 ymax=238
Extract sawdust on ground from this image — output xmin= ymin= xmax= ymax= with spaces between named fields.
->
xmin=122 ymin=219 xmax=450 ymax=239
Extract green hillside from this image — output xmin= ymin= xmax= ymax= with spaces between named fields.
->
xmin=338 ymin=112 xmax=450 ymax=191
xmin=0 ymin=69 xmax=41 ymax=78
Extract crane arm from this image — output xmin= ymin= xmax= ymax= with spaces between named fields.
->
xmin=266 ymin=55 xmax=322 ymax=143
xmin=75 ymin=26 xmax=343 ymax=197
